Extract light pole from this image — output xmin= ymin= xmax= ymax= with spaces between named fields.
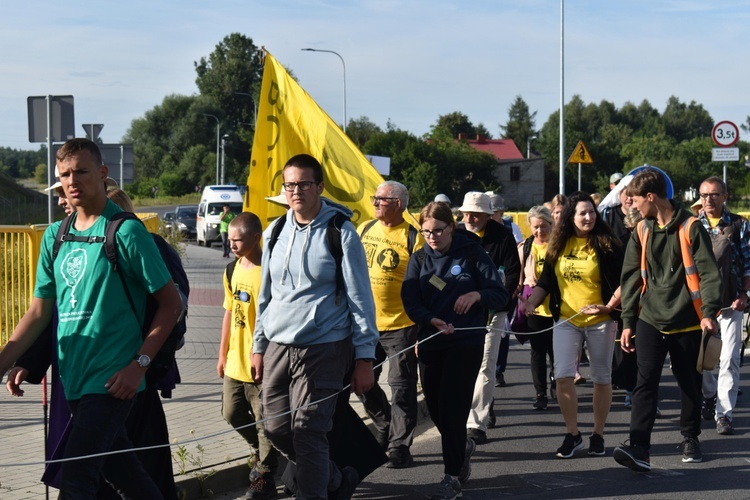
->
xmin=301 ymin=48 xmax=347 ymax=132
xmin=233 ymin=91 xmax=257 ymax=128
xmin=526 ymin=134 xmax=538 ymax=159
xmin=220 ymin=134 xmax=229 ymax=185
xmin=202 ymin=113 xmax=220 ymax=184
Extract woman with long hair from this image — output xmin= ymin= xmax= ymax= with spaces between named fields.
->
xmin=516 ymin=205 xmax=556 ymax=410
xmin=520 ymin=192 xmax=623 ymax=459
xmin=402 ymin=201 xmax=508 ymax=500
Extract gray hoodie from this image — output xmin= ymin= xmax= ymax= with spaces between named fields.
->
xmin=253 ymin=198 xmax=378 ymax=360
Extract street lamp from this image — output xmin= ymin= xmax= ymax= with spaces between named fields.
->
xmin=301 ymin=48 xmax=347 ymax=132
xmin=526 ymin=134 xmax=538 ymax=159
xmin=233 ymin=91 xmax=257 ymax=128
xmin=201 ymin=113 xmax=220 ymax=184
xmin=220 ymin=134 xmax=229 ymax=185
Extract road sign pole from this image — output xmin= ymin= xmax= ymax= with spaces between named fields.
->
xmin=723 ymin=162 xmax=727 ymax=185
xmin=46 ymin=95 xmax=54 ymax=224
xmin=578 ymin=162 xmax=582 ymax=191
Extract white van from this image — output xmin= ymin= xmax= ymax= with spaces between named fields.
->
xmin=196 ymin=185 xmax=244 ymax=247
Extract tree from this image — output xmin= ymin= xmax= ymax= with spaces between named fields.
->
xmin=346 ymin=116 xmax=383 ymax=148
xmin=432 ymin=111 xmax=476 ymax=139
xmin=660 ymin=96 xmax=714 ymax=144
xmin=500 ymin=95 xmax=537 ymax=154
xmin=475 ymin=123 xmax=493 ymax=139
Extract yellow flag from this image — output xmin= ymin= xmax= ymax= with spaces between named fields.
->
xmin=247 ymin=51 xmax=384 ymax=228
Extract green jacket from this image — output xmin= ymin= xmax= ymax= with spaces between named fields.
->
xmin=620 ymin=203 xmax=722 ymax=332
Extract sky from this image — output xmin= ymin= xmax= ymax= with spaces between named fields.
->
xmin=1 ymin=0 xmax=749 ymax=152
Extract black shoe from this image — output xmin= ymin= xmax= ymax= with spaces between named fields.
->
xmin=588 ymin=433 xmax=605 ymax=456
xmin=717 ymin=416 xmax=735 ymax=435
xmin=556 ymin=432 xmax=583 ymax=458
xmin=701 ymin=396 xmax=716 ymax=421
xmin=245 ymin=473 xmax=277 ymax=499
xmin=613 ymin=443 xmax=651 ymax=472
xmin=680 ymin=437 xmax=702 ymax=463
xmin=386 ymin=446 xmax=414 ymax=468
xmin=430 ymin=474 xmax=461 ymax=500
xmin=495 ymin=372 xmax=507 ymax=387
xmin=332 ymin=466 xmax=359 ymax=500
xmin=458 ymin=438 xmax=476 ymax=484
xmin=467 ymin=428 xmax=487 ymax=444
xmin=533 ymin=394 xmax=548 ymax=411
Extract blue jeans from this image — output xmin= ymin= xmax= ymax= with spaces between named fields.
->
xmin=61 ymin=393 xmax=163 ymax=499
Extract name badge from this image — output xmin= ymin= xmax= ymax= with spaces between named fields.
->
xmin=429 ymin=274 xmax=447 ymax=291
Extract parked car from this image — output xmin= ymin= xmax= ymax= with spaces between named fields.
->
xmin=173 ymin=205 xmax=198 ymax=239
xmin=163 ymin=211 xmax=175 ymax=232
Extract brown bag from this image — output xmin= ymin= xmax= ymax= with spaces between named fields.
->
xmin=697 ymin=328 xmax=722 ymax=374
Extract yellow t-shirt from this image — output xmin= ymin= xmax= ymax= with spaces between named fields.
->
xmin=556 ymin=237 xmax=607 ymax=328
xmin=531 ymin=242 xmax=552 ymax=317
xmin=358 ymin=219 xmax=424 ymax=331
xmin=222 ymin=260 xmax=261 ymax=382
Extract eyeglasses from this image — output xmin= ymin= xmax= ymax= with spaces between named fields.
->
xmin=699 ymin=193 xmax=724 ymax=200
xmin=282 ymin=181 xmax=318 ymax=192
xmin=371 ymin=196 xmax=399 ymax=205
xmin=420 ymin=225 xmax=449 ymax=238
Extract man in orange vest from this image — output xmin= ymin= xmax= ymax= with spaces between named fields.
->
xmin=613 ymin=169 xmax=721 ymax=472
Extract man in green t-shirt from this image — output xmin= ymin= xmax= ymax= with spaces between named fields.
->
xmin=220 ymin=203 xmax=236 ymax=258
xmin=0 ymin=138 xmax=183 ymax=497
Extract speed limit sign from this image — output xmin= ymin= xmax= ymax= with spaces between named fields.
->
xmin=712 ymin=121 xmax=740 ymax=147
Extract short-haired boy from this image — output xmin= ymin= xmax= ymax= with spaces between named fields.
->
xmin=218 ymin=212 xmax=278 ymax=498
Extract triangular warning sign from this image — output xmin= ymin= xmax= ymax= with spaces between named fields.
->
xmin=567 ymin=140 xmax=594 ymax=164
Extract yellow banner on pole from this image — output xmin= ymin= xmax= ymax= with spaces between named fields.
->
xmin=246 ymin=50 xmax=383 ymax=228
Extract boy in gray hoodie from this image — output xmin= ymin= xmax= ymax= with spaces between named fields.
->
xmin=252 ymin=154 xmax=378 ymax=499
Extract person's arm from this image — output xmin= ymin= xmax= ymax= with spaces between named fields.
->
xmin=252 ymin=227 xmax=274 ymax=382
xmin=519 ymin=259 xmax=553 ymax=316
xmin=0 ymin=297 xmax=54 ymax=376
xmin=501 ymin=233 xmax=522 ymax=295
xmin=340 ymin=223 xmax=377 ymax=395
xmin=620 ymin=226 xmax=644 ymax=332
xmin=217 ymin=309 xmax=232 ymax=378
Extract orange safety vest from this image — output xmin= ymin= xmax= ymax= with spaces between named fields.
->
xmin=637 ymin=217 xmax=703 ymax=320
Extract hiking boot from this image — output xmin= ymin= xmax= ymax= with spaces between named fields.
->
xmin=331 ymin=466 xmax=359 ymax=500
xmin=588 ymin=433 xmax=605 ymax=456
xmin=556 ymin=432 xmax=583 ymax=458
xmin=467 ymin=428 xmax=487 ymax=445
xmin=701 ymin=396 xmax=716 ymax=421
xmin=430 ymin=474 xmax=461 ymax=500
xmin=386 ymin=446 xmax=414 ymax=469
xmin=245 ymin=473 xmax=277 ymax=499
xmin=680 ymin=437 xmax=703 ymax=463
xmin=458 ymin=437 xmax=476 ymax=483
xmin=613 ymin=443 xmax=651 ymax=472
xmin=533 ymin=394 xmax=548 ymax=411
xmin=716 ymin=416 xmax=735 ymax=435
xmin=495 ymin=372 xmax=507 ymax=387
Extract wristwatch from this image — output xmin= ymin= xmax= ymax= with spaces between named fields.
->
xmin=133 ymin=353 xmax=151 ymax=368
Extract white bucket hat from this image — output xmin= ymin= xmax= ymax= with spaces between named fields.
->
xmin=458 ymin=191 xmax=493 ymax=215
xmin=265 ymin=186 xmax=288 ymax=206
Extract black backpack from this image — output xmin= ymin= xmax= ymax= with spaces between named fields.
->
xmin=53 ymin=212 xmax=190 ymax=382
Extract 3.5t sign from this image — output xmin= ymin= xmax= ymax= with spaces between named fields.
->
xmin=712 ymin=121 xmax=740 ymax=147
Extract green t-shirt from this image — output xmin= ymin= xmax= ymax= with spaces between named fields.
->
xmin=220 ymin=211 xmax=236 ymax=233
xmin=34 ymin=200 xmax=172 ymax=400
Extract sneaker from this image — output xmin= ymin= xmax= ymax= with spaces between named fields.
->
xmin=467 ymin=428 xmax=487 ymax=445
xmin=386 ymin=446 xmax=414 ymax=469
xmin=556 ymin=432 xmax=584 ymax=458
xmin=495 ymin=372 xmax=507 ymax=387
xmin=701 ymin=396 xmax=716 ymax=421
xmin=716 ymin=416 xmax=735 ymax=435
xmin=680 ymin=437 xmax=703 ymax=463
xmin=430 ymin=474 xmax=461 ymax=500
xmin=623 ymin=392 xmax=632 ymax=408
xmin=245 ymin=473 xmax=277 ymax=499
xmin=533 ymin=394 xmax=548 ymax=411
xmin=331 ymin=466 xmax=359 ymax=500
xmin=458 ymin=438 xmax=476 ymax=483
xmin=588 ymin=433 xmax=605 ymax=456
xmin=613 ymin=443 xmax=651 ymax=472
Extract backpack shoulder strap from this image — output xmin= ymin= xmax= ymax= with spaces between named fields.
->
xmin=359 ymin=219 xmax=378 ymax=239
xmin=326 ymin=213 xmax=348 ymax=306
xmin=53 ymin=214 xmax=76 ymax=261
xmin=267 ymin=216 xmax=286 ymax=254
xmin=522 ymin=236 xmax=534 ymax=266
xmin=225 ymin=259 xmax=240 ymax=290
xmin=104 ymin=212 xmax=142 ymax=271
xmin=407 ymin=224 xmax=418 ymax=256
